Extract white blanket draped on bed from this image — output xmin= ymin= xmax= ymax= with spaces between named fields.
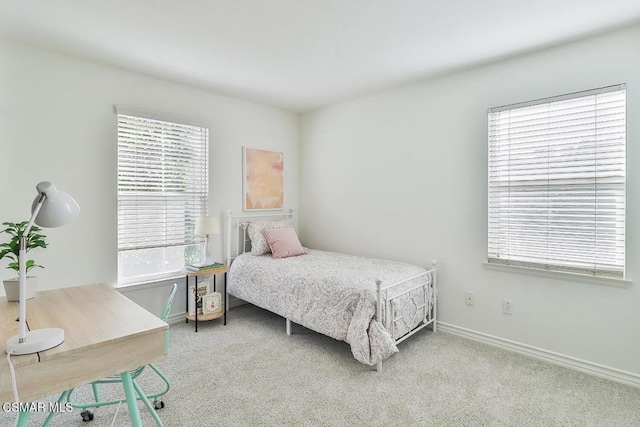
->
xmin=228 ymin=249 xmax=429 ymax=365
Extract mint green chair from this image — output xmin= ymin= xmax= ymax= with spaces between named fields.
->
xmin=44 ymin=283 xmax=177 ymax=426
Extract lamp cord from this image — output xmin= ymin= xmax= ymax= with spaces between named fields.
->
xmin=6 ymin=351 xmax=19 ymax=403
xmin=6 ymin=350 xmax=20 ymax=427
xmin=110 ymin=401 xmax=122 ymax=427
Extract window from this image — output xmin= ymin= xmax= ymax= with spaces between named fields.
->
xmin=488 ymin=85 xmax=626 ymax=279
xmin=117 ymin=109 xmax=209 ymax=285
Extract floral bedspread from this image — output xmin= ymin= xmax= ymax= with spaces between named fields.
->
xmin=228 ymin=249 xmax=430 ymax=365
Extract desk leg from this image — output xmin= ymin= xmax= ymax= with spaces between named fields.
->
xmin=121 ymin=371 xmax=143 ymax=427
xmin=16 ymin=411 xmax=29 ymax=427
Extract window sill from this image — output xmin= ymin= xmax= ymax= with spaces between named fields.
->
xmin=482 ymin=262 xmax=631 ymax=288
xmin=117 ymin=274 xmax=184 ymax=290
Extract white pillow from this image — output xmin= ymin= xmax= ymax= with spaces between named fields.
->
xmin=247 ymin=219 xmax=294 ymax=255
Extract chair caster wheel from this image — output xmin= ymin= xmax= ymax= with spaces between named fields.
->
xmin=153 ymin=399 xmax=165 ymax=410
xmin=81 ymin=410 xmax=94 ymax=422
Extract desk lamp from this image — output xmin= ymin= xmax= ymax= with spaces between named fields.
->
xmin=193 ymin=216 xmax=220 ymax=267
xmin=5 ymin=181 xmax=80 ymax=355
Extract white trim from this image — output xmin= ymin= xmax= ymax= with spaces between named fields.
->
xmin=117 ymin=274 xmax=184 ymax=290
xmin=483 ymin=262 xmax=632 ymax=288
xmin=166 ymin=313 xmax=186 ymax=325
xmin=164 ymin=295 xmax=245 ymax=325
xmin=438 ymin=322 xmax=640 ymax=388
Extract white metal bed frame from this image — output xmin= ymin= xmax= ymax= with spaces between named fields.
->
xmin=225 ymin=209 xmax=437 ymax=371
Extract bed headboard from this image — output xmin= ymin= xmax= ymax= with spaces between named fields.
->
xmin=226 ymin=209 xmax=295 ymax=264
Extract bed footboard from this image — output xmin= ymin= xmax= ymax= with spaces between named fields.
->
xmin=376 ymin=260 xmax=437 ymax=372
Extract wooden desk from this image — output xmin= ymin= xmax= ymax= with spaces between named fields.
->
xmin=0 ymin=283 xmax=168 ymax=425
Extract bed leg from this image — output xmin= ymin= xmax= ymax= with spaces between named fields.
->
xmin=376 ymin=361 xmax=382 ymax=372
xmin=286 ymin=318 xmax=291 ymax=336
xmin=432 ymin=259 xmax=437 ymax=333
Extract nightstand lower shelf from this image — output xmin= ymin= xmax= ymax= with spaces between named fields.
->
xmin=185 ymin=311 xmax=224 ymax=322
xmin=185 ymin=265 xmax=229 ymax=332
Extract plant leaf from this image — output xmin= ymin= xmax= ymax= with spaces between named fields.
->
xmin=0 ymin=221 xmax=48 ymax=269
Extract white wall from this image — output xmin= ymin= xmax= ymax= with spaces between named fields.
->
xmin=0 ymin=39 xmax=299 ymax=316
xmin=300 ymin=24 xmax=640 ymax=376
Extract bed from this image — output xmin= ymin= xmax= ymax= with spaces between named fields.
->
xmin=225 ymin=210 xmax=437 ymax=371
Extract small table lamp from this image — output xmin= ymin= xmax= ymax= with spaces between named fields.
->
xmin=5 ymin=181 xmax=80 ymax=355
xmin=194 ymin=216 xmax=220 ymax=267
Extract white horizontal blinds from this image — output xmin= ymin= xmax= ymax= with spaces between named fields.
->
xmin=118 ymin=113 xmax=209 ymax=251
xmin=488 ymin=85 xmax=626 ymax=278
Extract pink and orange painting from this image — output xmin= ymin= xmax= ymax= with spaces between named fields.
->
xmin=243 ymin=147 xmax=284 ymax=210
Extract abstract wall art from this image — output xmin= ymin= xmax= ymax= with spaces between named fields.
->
xmin=243 ymin=147 xmax=284 ymax=211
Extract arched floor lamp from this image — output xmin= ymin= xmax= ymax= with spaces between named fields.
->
xmin=5 ymin=181 xmax=80 ymax=355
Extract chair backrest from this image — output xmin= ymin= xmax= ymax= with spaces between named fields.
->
xmin=161 ymin=283 xmax=178 ymax=322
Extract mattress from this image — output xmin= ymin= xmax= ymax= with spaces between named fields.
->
xmin=228 ymin=248 xmax=430 ymax=365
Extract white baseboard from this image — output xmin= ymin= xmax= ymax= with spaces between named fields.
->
xmin=166 ymin=296 xmax=247 ymax=325
xmin=167 ymin=313 xmax=186 ymax=324
xmin=437 ymin=322 xmax=640 ymax=388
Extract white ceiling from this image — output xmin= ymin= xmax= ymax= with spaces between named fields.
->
xmin=1 ymin=1 xmax=639 ymax=112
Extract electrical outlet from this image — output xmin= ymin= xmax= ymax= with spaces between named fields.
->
xmin=502 ymin=299 xmax=513 ymax=315
xmin=465 ymin=291 xmax=475 ymax=306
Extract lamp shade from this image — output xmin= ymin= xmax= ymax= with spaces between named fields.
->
xmin=31 ymin=181 xmax=80 ymax=228
xmin=194 ymin=216 xmax=220 ymax=236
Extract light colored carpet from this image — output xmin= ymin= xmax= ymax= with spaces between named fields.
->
xmin=2 ymin=303 xmax=640 ymax=426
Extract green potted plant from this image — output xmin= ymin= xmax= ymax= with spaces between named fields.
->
xmin=0 ymin=221 xmax=47 ymax=301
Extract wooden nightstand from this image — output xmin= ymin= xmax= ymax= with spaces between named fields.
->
xmin=184 ymin=265 xmax=229 ymax=332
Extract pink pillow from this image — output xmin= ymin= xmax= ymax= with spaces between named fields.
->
xmin=261 ymin=227 xmax=306 ymax=259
